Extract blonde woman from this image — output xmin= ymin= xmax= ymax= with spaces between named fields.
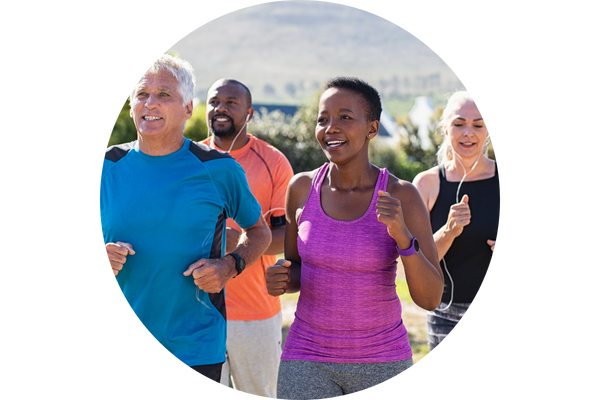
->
xmin=413 ymin=91 xmax=500 ymax=350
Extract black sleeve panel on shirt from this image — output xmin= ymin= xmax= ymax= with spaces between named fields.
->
xmin=208 ymin=211 xmax=227 ymax=321
xmin=188 ymin=141 xmax=233 ymax=162
xmin=105 ymin=142 xmax=135 ymax=162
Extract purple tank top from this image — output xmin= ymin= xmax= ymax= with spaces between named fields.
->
xmin=281 ymin=163 xmax=412 ymax=363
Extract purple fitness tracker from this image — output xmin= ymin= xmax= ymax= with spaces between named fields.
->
xmin=396 ymin=237 xmax=419 ymax=256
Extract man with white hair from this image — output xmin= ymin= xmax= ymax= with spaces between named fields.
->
xmin=101 ymin=54 xmax=271 ymax=382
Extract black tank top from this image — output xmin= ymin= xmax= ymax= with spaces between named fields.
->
xmin=430 ymin=163 xmax=500 ymax=303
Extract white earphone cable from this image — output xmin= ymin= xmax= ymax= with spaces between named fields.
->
xmin=227 ymin=118 xmax=248 ymax=153
xmin=438 ymin=140 xmax=487 ymax=311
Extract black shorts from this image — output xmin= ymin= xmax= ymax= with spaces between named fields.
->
xmin=190 ymin=362 xmax=223 ymax=382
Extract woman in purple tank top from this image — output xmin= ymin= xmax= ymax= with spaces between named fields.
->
xmin=266 ymin=77 xmax=444 ymax=399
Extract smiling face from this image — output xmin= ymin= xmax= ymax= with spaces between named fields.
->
xmin=316 ymin=87 xmax=378 ymax=164
xmin=444 ymin=100 xmax=488 ymax=162
xmin=129 ymin=70 xmax=193 ymax=141
xmin=206 ymin=80 xmax=252 ymax=139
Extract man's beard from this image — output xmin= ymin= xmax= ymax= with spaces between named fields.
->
xmin=209 ymin=116 xmax=237 ymax=138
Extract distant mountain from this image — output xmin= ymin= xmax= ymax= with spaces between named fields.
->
xmin=168 ymin=1 xmax=463 ymax=106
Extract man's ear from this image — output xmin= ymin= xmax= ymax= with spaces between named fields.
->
xmin=246 ymin=107 xmax=255 ymax=122
xmin=185 ymin=101 xmax=194 ymax=119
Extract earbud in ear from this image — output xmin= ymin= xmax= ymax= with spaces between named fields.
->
xmin=246 ymin=114 xmax=250 ymax=122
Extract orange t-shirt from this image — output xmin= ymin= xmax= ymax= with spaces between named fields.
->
xmin=201 ymin=134 xmax=294 ymax=321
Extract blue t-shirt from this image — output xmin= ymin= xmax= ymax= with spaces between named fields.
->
xmin=100 ymin=138 xmax=261 ymax=366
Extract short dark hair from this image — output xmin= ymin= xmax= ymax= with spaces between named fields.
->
xmin=321 ymin=76 xmax=382 ymax=122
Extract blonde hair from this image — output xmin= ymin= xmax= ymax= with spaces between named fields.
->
xmin=436 ymin=91 xmax=489 ymax=165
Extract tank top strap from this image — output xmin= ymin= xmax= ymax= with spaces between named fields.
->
xmin=438 ymin=164 xmax=447 ymax=180
xmin=438 ymin=164 xmax=452 ymax=194
xmin=301 ymin=163 xmax=330 ymax=222
xmin=365 ymin=167 xmax=388 ymax=214
xmin=375 ymin=167 xmax=389 ymax=193
xmin=312 ymin=163 xmax=330 ymax=194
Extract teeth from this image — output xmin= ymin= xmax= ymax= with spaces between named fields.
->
xmin=327 ymin=141 xmax=345 ymax=145
xmin=144 ymin=116 xmax=161 ymax=121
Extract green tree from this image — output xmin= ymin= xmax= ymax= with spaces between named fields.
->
xmin=183 ymin=103 xmax=208 ymax=142
xmin=251 ymin=91 xmax=435 ymax=179
xmin=251 ymin=91 xmax=327 ymax=174
xmin=107 ymin=99 xmax=136 ymax=147
xmin=368 ymin=140 xmax=425 ymax=182
xmin=395 ymin=110 xmax=443 ymax=171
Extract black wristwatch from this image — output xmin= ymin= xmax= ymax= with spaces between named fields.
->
xmin=228 ymin=253 xmax=246 ymax=277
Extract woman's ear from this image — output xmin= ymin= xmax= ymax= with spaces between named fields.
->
xmin=367 ymin=120 xmax=379 ymax=139
xmin=442 ymin=124 xmax=450 ymax=138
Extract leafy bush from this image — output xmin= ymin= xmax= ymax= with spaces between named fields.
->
xmin=107 ymin=93 xmax=448 ymax=183
xmin=107 ymin=100 xmax=136 ymax=147
xmin=250 ymin=92 xmax=327 ymax=174
xmin=250 ymin=91 xmax=437 ymax=179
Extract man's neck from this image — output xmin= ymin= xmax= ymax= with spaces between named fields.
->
xmin=138 ymin=134 xmax=185 ymax=156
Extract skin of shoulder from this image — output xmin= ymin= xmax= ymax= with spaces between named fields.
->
xmin=412 ymin=166 xmax=440 ymax=212
xmin=386 ymin=173 xmax=427 ymax=211
xmin=286 ymin=169 xmax=319 ymax=221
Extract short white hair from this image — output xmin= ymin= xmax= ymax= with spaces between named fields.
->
xmin=436 ymin=91 xmax=489 ymax=165
xmin=129 ymin=54 xmax=196 ymax=106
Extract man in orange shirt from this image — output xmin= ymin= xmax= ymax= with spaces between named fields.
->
xmin=202 ymin=79 xmax=293 ymax=397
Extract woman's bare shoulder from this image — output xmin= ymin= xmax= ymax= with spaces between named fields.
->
xmin=289 ymin=169 xmax=318 ymax=190
xmin=411 ymin=166 xmax=441 ymax=211
xmin=288 ymin=169 xmax=320 ymax=206
xmin=386 ymin=173 xmax=422 ymax=203
xmin=413 ymin=166 xmax=440 ymax=189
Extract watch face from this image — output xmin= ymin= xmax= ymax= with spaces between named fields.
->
xmin=413 ymin=239 xmax=420 ymax=252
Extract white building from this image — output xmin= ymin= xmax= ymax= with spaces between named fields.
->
xmin=408 ymin=96 xmax=434 ymax=150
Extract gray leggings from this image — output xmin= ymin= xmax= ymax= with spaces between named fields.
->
xmin=277 ymin=358 xmax=413 ymax=399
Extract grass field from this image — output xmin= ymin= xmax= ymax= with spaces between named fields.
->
xmin=279 ymin=263 xmax=430 ymax=363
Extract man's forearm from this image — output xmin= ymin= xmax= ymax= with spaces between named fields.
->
xmin=232 ymin=216 xmax=272 ymax=266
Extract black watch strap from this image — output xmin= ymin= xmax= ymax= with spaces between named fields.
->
xmin=228 ymin=253 xmax=246 ymax=277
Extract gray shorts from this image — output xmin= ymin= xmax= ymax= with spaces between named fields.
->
xmin=277 ymin=358 xmax=413 ymax=399
xmin=220 ymin=311 xmax=283 ymax=397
